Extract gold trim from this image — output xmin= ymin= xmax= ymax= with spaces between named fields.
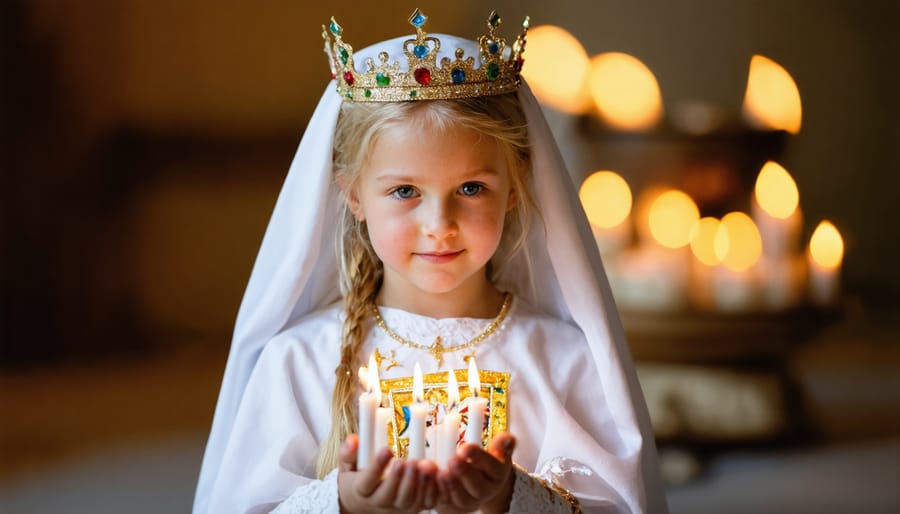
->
xmin=372 ymin=293 xmax=512 ymax=367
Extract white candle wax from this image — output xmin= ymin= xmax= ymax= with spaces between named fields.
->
xmin=712 ymin=265 xmax=760 ymax=313
xmin=607 ymin=247 xmax=690 ymax=312
xmin=464 ymin=397 xmax=488 ymax=445
xmin=438 ymin=370 xmax=461 ymax=468
xmin=438 ymin=410 xmax=461 ymax=467
xmin=357 ymin=354 xmax=380 ymax=469
xmin=752 ymin=198 xmax=802 ymax=259
xmin=375 ymin=406 xmax=391 ymax=453
xmin=357 ymin=391 xmax=377 ymax=469
xmin=464 ymin=358 xmax=487 ymax=446
xmin=758 ymin=255 xmax=806 ymax=310
xmin=407 ymin=363 xmax=427 ymax=460
xmin=808 ymin=258 xmax=839 ymax=306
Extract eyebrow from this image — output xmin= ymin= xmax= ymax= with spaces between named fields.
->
xmin=374 ymin=168 xmax=500 ymax=183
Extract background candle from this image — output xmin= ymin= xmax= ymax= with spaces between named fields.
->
xmin=807 ymin=220 xmax=844 ymax=306
xmin=356 ymin=354 xmax=379 ymax=469
xmin=408 ymin=363 xmax=427 ymax=460
xmin=464 ymin=359 xmax=487 ymax=446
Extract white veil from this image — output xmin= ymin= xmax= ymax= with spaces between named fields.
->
xmin=194 ymin=33 xmax=666 ymax=514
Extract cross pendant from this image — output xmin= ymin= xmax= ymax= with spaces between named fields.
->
xmin=430 ymin=336 xmax=444 ymax=367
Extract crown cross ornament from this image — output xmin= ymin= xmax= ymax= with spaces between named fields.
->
xmin=323 ymin=8 xmax=529 ymax=102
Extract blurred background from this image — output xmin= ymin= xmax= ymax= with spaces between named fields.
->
xmin=1 ymin=1 xmax=898 ymax=512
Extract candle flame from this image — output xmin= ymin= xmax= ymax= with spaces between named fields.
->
xmin=714 ymin=212 xmax=763 ymax=272
xmin=809 ymin=221 xmax=844 ymax=269
xmin=589 ymin=52 xmax=663 ymax=131
xmin=447 ymin=369 xmax=460 ymax=408
xmin=690 ymin=217 xmax=722 ymax=266
xmin=468 ymin=358 xmax=481 ymax=397
xmin=755 ymin=161 xmax=799 ymax=219
xmin=413 ymin=362 xmax=424 ymax=403
xmin=579 ymin=171 xmax=633 ymax=229
xmin=742 ymin=55 xmax=802 ymax=134
xmin=648 ymin=190 xmax=700 ymax=249
xmin=521 ymin=25 xmax=592 ymax=114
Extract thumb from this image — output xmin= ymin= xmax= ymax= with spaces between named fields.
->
xmin=487 ymin=432 xmax=516 ymax=463
xmin=339 ymin=434 xmax=359 ymax=472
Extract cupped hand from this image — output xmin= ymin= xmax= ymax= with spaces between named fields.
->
xmin=337 ymin=434 xmax=440 ymax=514
xmin=436 ymin=432 xmax=516 ymax=514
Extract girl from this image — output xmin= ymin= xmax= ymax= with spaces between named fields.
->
xmin=194 ymin=10 xmax=667 ymax=514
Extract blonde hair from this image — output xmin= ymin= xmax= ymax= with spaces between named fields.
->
xmin=316 ymin=93 xmax=534 ymax=477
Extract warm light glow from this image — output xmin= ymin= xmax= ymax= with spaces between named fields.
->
xmin=742 ymin=55 xmax=802 ymax=134
xmin=809 ymin=221 xmax=844 ymax=269
xmin=755 ymin=161 xmax=799 ymax=219
xmin=648 ymin=190 xmax=700 ymax=248
xmin=447 ymin=369 xmax=460 ymax=407
xmin=521 ymin=25 xmax=592 ymax=113
xmin=579 ymin=171 xmax=633 ymax=228
xmin=690 ymin=217 xmax=722 ymax=266
xmin=588 ymin=52 xmax=663 ymax=131
xmin=413 ymin=362 xmax=424 ymax=403
xmin=468 ymin=358 xmax=481 ymax=396
xmin=368 ymin=354 xmax=380 ymax=403
xmin=714 ymin=212 xmax=763 ymax=272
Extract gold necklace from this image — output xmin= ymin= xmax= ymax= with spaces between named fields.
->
xmin=371 ymin=293 xmax=512 ymax=367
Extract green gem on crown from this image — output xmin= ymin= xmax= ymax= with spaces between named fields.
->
xmin=376 ymin=72 xmax=390 ymax=87
xmin=329 ymin=19 xmax=342 ymax=35
xmin=489 ymin=12 xmax=501 ymax=29
xmin=487 ymin=62 xmax=500 ymax=81
xmin=339 ymin=47 xmax=349 ymax=64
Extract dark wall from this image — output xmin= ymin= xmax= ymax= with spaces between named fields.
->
xmin=3 ymin=0 xmax=897 ymax=365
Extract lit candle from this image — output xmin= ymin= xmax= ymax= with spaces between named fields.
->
xmin=407 ymin=363 xmax=427 ymax=461
xmin=464 ymin=359 xmax=488 ymax=446
xmin=807 ymin=220 xmax=843 ymax=306
xmin=579 ymin=170 xmax=633 ymax=255
xmin=438 ymin=370 xmax=461 ymax=468
xmin=356 ymin=354 xmax=378 ymax=469
xmin=751 ymin=161 xmax=802 ymax=259
xmin=374 ymin=390 xmax=391 ymax=455
xmin=711 ymin=212 xmax=762 ymax=312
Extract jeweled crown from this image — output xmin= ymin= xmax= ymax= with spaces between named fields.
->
xmin=323 ymin=8 xmax=529 ymax=102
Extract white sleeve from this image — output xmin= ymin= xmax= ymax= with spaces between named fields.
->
xmin=270 ymin=469 xmax=340 ymax=514
xmin=205 ymin=337 xmax=340 ymax=514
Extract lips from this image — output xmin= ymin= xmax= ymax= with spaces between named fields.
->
xmin=415 ymin=250 xmax=463 ymax=264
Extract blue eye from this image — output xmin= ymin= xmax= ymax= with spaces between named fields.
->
xmin=460 ymin=183 xmax=483 ymax=196
xmin=390 ymin=186 xmax=417 ymax=199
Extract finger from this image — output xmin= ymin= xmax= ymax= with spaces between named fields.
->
xmin=417 ymin=460 xmax=440 ymax=509
xmin=369 ymin=458 xmax=404 ymax=507
xmin=441 ymin=469 xmax=479 ymax=510
xmin=486 ymin=432 xmax=516 ymax=464
xmin=339 ymin=434 xmax=359 ymax=472
xmin=354 ymin=448 xmax=393 ymax=497
xmin=458 ymin=439 xmax=512 ymax=483
xmin=393 ymin=461 xmax=420 ymax=509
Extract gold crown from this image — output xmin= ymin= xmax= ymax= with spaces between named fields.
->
xmin=323 ymin=8 xmax=529 ymax=102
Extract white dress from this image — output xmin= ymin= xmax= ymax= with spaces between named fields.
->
xmin=205 ymin=297 xmax=640 ymax=513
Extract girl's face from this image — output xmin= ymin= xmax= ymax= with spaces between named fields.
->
xmin=348 ymin=120 xmax=515 ymax=311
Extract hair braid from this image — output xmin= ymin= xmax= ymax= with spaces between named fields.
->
xmin=316 ymin=213 xmax=382 ymax=478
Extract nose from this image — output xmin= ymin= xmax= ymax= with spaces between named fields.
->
xmin=421 ymin=197 xmax=458 ymax=240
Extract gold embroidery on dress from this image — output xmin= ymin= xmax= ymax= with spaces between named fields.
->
xmin=378 ymin=369 xmax=509 ymax=459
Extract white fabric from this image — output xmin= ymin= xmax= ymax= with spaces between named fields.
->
xmin=193 ymin=33 xmax=666 ymax=514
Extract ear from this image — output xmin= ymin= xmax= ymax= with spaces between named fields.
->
xmin=336 ymin=175 xmax=365 ymax=221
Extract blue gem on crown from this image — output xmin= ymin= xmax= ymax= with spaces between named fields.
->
xmin=323 ymin=8 xmax=530 ymax=102
xmin=410 ymin=8 xmax=427 ymax=28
